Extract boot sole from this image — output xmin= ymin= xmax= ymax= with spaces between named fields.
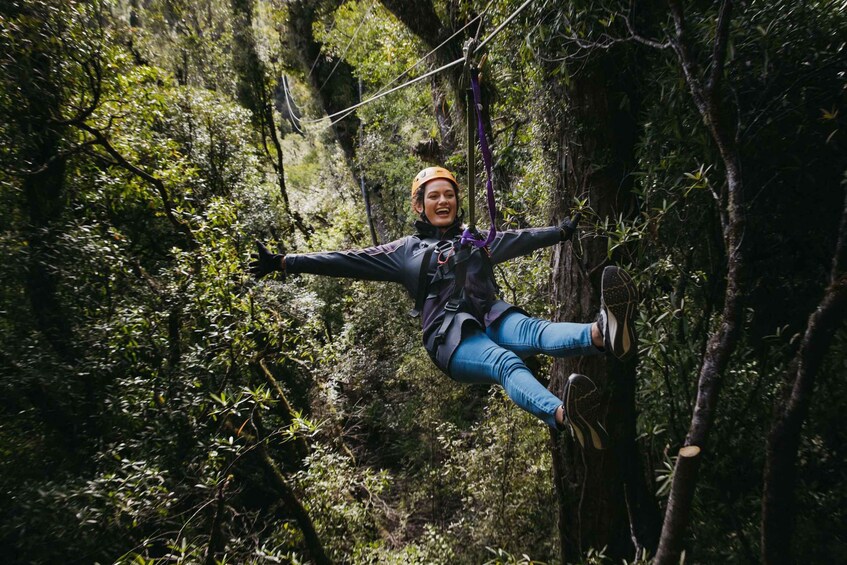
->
xmin=602 ymin=266 xmax=637 ymax=360
xmin=564 ymin=374 xmax=609 ymax=450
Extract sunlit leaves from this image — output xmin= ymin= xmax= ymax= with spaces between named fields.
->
xmin=312 ymin=0 xmax=421 ymax=89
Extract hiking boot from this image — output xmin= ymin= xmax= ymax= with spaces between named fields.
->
xmin=562 ymin=373 xmax=608 ymax=450
xmin=599 ymin=266 xmax=638 ymax=361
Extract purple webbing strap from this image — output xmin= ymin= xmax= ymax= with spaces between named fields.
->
xmin=461 ymin=68 xmax=497 ymax=248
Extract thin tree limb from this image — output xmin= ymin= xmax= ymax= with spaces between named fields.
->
xmin=76 ymin=122 xmax=198 ymax=249
xmin=761 ymin=187 xmax=847 ymax=564
xmin=655 ymin=2 xmax=746 ymax=562
xmin=706 ymin=1 xmax=733 ymax=95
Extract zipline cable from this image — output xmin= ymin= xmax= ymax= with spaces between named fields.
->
xmin=281 ymin=75 xmax=305 ymax=134
xmin=370 ymin=1 xmax=495 ymax=98
xmin=307 ymin=57 xmax=465 ymax=122
xmin=306 ymin=6 xmax=340 ymax=79
xmin=302 ymin=0 xmax=538 ymax=123
xmin=283 ymin=74 xmax=303 ymax=115
xmin=299 ymin=4 xmax=494 ymax=126
xmin=475 ymin=0 xmax=536 ymax=52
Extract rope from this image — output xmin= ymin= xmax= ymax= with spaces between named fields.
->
xmin=460 ymin=68 xmax=497 ymax=248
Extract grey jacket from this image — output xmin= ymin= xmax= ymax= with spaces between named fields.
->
xmin=285 ymin=220 xmax=562 ymax=372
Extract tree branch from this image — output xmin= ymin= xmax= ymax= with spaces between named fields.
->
xmin=76 ymin=122 xmax=198 ymax=249
xmin=655 ymin=2 xmax=745 ymax=562
xmin=226 ymin=418 xmax=333 ymax=565
xmin=706 ymin=1 xmax=733 ymax=96
xmin=761 ymin=186 xmax=847 ymax=564
xmin=254 ymin=357 xmax=310 ymax=461
xmin=668 ymin=0 xmax=708 ymax=119
xmin=624 ymin=2 xmax=672 ymax=50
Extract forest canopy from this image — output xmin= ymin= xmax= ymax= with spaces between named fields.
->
xmin=0 ymin=0 xmax=845 ymax=563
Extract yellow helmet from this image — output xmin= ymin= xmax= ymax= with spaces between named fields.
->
xmin=411 ymin=166 xmax=458 ymax=201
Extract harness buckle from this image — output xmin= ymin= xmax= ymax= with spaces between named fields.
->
xmin=443 ymin=300 xmax=461 ymax=313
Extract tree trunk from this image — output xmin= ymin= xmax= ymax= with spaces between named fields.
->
xmin=254 ymin=358 xmax=311 ymax=461
xmin=761 ymin=188 xmax=847 ymax=565
xmin=204 ymin=477 xmax=229 ymax=565
xmin=287 ymin=0 xmax=360 ymax=161
xmin=258 ymin=439 xmax=333 ymax=565
xmin=286 ymin=0 xmax=390 ymax=240
xmin=655 ymin=3 xmax=747 ymax=562
xmin=231 ymin=0 xmax=298 ymax=226
xmin=12 ymin=2 xmax=73 ymax=360
xmin=544 ymin=48 xmax=655 ymax=561
xmin=225 ymin=419 xmax=333 ymax=564
xmin=378 ymin=0 xmax=464 ymax=112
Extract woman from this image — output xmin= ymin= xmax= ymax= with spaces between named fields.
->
xmin=249 ymin=167 xmax=637 ymax=449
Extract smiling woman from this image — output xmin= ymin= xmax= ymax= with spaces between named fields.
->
xmin=250 ymin=166 xmax=638 ymax=449
xmin=411 ymin=166 xmax=459 ymax=228
xmin=417 ymin=180 xmax=458 ymax=227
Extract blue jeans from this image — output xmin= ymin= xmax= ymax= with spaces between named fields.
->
xmin=448 ymin=311 xmax=600 ymax=429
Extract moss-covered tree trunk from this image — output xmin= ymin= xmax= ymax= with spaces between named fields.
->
xmin=231 ymin=0 xmax=308 ymax=235
xmin=287 ymin=0 xmax=359 ymax=159
xmin=377 ymin=0 xmax=464 ymax=113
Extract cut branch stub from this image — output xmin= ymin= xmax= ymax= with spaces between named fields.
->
xmin=655 ymin=445 xmax=703 ymax=564
xmin=679 ymin=445 xmax=701 ymax=458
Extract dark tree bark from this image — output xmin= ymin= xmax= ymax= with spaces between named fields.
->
xmin=204 ymin=476 xmax=230 ymax=565
xmin=761 ymin=187 xmax=847 ymax=565
xmin=655 ymin=2 xmax=747 ymax=562
xmin=7 ymin=1 xmax=74 ymax=360
xmin=543 ymin=44 xmax=658 ymax=562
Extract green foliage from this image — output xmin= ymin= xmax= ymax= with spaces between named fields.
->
xmin=123 ymin=0 xmax=236 ymax=93
xmin=1 ymin=0 xmax=846 ymax=563
xmin=312 ymin=1 xmax=421 ymax=89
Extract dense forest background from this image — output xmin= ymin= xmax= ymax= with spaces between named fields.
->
xmin=1 ymin=0 xmax=845 ymax=563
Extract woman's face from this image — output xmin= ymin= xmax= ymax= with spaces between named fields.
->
xmin=414 ymin=179 xmax=458 ymax=228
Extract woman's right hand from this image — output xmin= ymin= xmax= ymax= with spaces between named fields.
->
xmin=248 ymin=241 xmax=286 ymax=280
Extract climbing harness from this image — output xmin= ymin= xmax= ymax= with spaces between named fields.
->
xmin=408 ymin=239 xmax=452 ymax=318
xmin=411 ymin=32 xmax=503 ymax=339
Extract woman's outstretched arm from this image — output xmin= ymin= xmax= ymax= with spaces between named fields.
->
xmin=487 ymin=215 xmax=579 ymax=264
xmin=249 ymin=238 xmax=409 ymax=283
